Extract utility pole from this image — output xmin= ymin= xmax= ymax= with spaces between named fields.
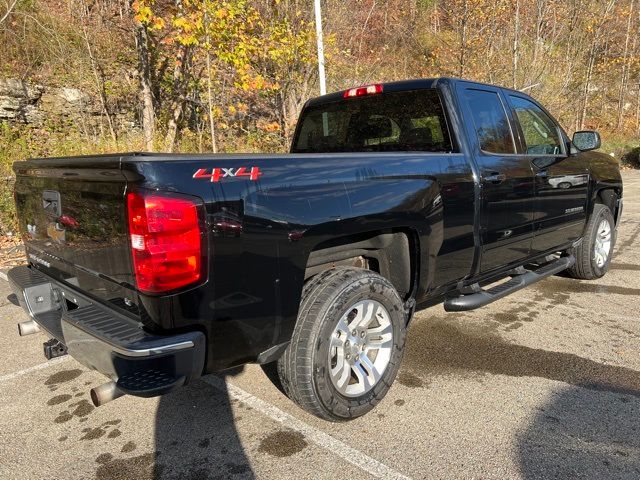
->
xmin=314 ymin=0 xmax=327 ymax=96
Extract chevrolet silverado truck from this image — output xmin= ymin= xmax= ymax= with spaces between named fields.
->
xmin=8 ymin=78 xmax=622 ymax=421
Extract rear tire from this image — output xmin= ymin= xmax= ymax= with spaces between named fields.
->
xmin=277 ymin=267 xmax=406 ymax=421
xmin=566 ymin=203 xmax=616 ymax=280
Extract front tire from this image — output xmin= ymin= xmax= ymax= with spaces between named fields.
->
xmin=277 ymin=267 xmax=406 ymax=421
xmin=566 ymin=203 xmax=616 ymax=279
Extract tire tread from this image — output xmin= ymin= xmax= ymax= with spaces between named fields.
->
xmin=277 ymin=267 xmax=405 ymax=421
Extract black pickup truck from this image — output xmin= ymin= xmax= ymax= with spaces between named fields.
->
xmin=9 ymin=77 xmax=622 ymax=421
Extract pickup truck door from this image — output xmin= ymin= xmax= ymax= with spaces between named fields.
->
xmin=457 ymin=84 xmax=535 ymax=273
xmin=505 ymin=94 xmax=588 ymax=255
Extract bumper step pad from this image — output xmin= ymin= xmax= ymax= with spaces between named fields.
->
xmin=65 ymin=304 xmax=150 ymax=347
xmin=116 ymin=370 xmax=186 ymax=397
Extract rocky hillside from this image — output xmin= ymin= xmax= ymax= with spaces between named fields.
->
xmin=0 ymin=78 xmax=131 ymax=128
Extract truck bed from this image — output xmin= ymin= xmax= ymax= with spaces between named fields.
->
xmin=13 ymin=150 xmax=476 ymax=370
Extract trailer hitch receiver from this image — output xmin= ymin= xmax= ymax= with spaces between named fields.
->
xmin=43 ymin=338 xmax=68 ymax=360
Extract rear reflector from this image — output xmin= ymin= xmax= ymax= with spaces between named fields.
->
xmin=343 ymin=84 xmax=383 ymax=98
xmin=127 ymin=191 xmax=205 ymax=294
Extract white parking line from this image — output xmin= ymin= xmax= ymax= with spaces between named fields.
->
xmin=0 ymin=262 xmax=404 ymax=478
xmin=202 ymin=375 xmax=411 ymax=480
xmin=0 ymin=356 xmax=70 ymax=384
xmin=1 ymin=354 xmax=410 ymax=478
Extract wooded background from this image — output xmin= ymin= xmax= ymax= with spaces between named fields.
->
xmin=0 ymin=0 xmax=639 ymax=231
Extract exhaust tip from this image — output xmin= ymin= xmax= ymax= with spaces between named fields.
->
xmin=18 ymin=320 xmax=40 ymax=336
xmin=90 ymin=381 xmax=124 ymax=407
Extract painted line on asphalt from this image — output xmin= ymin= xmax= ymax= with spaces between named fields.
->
xmin=202 ymin=375 xmax=411 ymax=480
xmin=0 ymin=356 xmax=71 ymax=384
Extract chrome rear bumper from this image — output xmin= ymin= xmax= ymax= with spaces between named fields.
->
xmin=8 ymin=265 xmax=205 ymax=398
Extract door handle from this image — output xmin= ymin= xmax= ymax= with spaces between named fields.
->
xmin=484 ymin=173 xmax=506 ymax=184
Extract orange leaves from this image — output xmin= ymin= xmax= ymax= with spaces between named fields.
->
xmin=173 ymin=15 xmax=199 ymax=46
xmin=133 ymin=7 xmax=153 ymax=25
xmin=257 ymin=120 xmax=281 ymax=133
xmin=152 ymin=17 xmax=166 ymax=30
xmin=236 ymin=102 xmax=249 ymax=115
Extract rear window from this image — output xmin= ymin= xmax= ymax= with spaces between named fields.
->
xmin=292 ymin=89 xmax=453 ymax=153
xmin=463 ymin=89 xmax=515 ymax=154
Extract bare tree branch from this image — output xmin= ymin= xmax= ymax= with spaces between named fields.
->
xmin=0 ymin=0 xmax=18 ymax=25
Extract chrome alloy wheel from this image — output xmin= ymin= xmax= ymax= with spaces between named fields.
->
xmin=328 ymin=300 xmax=393 ymax=397
xmin=593 ymin=219 xmax=612 ymax=268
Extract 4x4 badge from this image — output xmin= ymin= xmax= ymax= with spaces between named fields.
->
xmin=193 ymin=167 xmax=262 ymax=182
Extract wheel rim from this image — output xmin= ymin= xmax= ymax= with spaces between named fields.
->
xmin=327 ymin=299 xmax=393 ymax=397
xmin=593 ymin=219 xmax=612 ymax=268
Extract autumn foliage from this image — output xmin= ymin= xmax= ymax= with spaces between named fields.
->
xmin=0 ymin=0 xmax=639 ymax=154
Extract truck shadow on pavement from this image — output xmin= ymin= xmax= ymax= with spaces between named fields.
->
xmin=151 ymin=368 xmax=255 ymax=479
xmin=518 ymin=385 xmax=640 ymax=479
xmin=403 ymin=315 xmax=640 ymax=478
xmin=94 ymin=369 xmax=254 ymax=480
xmin=403 ymin=315 xmax=640 ymax=398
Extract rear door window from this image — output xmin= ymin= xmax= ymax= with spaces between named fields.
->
xmin=292 ymin=89 xmax=453 ymax=153
xmin=463 ymin=89 xmax=515 ymax=154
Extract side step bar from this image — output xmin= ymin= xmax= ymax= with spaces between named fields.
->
xmin=444 ymin=255 xmax=575 ymax=312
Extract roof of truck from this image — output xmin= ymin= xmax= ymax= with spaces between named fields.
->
xmin=305 ymin=77 xmax=524 ymax=108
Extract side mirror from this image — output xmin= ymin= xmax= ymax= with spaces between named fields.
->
xmin=572 ymin=130 xmax=601 ymax=152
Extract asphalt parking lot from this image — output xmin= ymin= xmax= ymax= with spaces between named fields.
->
xmin=1 ymin=170 xmax=638 ymax=480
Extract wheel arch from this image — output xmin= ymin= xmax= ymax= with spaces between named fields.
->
xmin=257 ymin=227 xmax=422 ymax=365
xmin=594 ymin=187 xmax=622 ymax=225
xmin=304 ymin=228 xmax=420 ymax=303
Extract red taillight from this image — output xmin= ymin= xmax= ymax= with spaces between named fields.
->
xmin=343 ymin=84 xmax=383 ymax=98
xmin=127 ymin=191 xmax=205 ymax=294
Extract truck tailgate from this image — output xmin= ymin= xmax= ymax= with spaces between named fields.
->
xmin=13 ymin=155 xmax=136 ymax=306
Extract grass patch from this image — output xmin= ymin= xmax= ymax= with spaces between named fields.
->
xmin=600 ymin=136 xmax=640 ymax=169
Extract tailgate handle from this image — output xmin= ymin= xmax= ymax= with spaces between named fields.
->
xmin=42 ymin=190 xmax=62 ymax=217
